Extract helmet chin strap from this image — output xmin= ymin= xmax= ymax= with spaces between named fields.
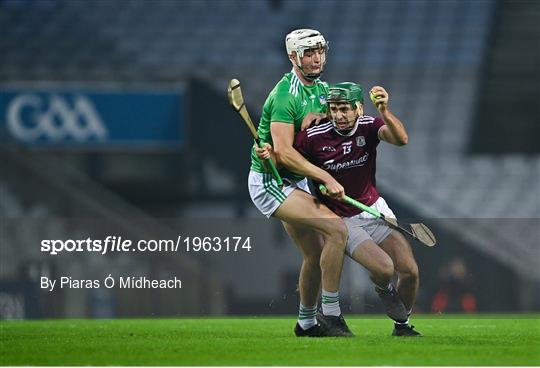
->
xmin=333 ymin=117 xmax=359 ymax=136
xmin=296 ymin=63 xmax=322 ymax=81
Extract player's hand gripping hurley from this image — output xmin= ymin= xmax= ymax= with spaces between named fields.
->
xmin=320 ymin=185 xmax=436 ymax=247
xmin=228 ymin=79 xmax=283 ymax=187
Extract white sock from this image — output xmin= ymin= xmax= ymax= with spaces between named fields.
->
xmin=321 ymin=290 xmax=341 ymax=316
xmin=298 ymin=304 xmax=317 ymax=330
xmin=394 ymin=319 xmax=409 ymax=328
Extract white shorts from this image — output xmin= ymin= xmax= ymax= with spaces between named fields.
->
xmin=343 ymin=197 xmax=396 ymax=256
xmin=248 ymin=170 xmax=311 ymax=218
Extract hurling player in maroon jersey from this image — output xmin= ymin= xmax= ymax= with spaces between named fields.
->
xmin=257 ymin=83 xmax=421 ymax=336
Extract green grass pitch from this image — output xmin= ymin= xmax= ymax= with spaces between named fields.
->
xmin=1 ymin=315 xmax=539 ymax=365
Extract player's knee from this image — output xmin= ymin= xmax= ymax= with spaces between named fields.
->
xmin=400 ymin=262 xmax=419 ymax=281
xmin=325 ymin=219 xmax=348 ymax=248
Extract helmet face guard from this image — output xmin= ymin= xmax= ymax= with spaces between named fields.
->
xmin=327 ymin=82 xmax=365 ymax=133
xmin=285 ymin=29 xmax=329 ymax=80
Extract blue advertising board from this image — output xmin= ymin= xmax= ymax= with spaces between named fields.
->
xmin=0 ymin=88 xmax=185 ymax=149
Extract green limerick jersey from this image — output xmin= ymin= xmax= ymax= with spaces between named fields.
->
xmin=250 ymin=72 xmax=329 ymax=181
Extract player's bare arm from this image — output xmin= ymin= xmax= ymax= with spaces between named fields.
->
xmin=371 ymin=86 xmax=408 ymax=146
xmin=271 ymin=121 xmax=344 ymax=198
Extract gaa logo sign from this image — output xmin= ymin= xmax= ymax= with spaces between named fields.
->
xmin=6 ymin=94 xmax=108 ymax=143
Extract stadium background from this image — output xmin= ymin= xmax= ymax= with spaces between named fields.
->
xmin=0 ymin=0 xmax=539 ymax=320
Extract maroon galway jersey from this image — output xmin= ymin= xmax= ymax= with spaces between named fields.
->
xmin=294 ymin=116 xmax=385 ymax=217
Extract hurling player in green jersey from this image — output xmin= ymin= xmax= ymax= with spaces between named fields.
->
xmin=250 ymin=67 xmax=329 ymax=182
xmin=248 ymin=29 xmax=351 ymax=337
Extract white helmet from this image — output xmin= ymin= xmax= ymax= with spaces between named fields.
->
xmin=285 ymin=29 xmax=328 ymax=80
xmin=286 ymin=29 xmax=328 ymax=58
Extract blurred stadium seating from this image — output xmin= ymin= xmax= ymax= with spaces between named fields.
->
xmin=0 ymin=147 xmax=223 ymax=317
xmin=1 ymin=0 xmax=538 ymax=317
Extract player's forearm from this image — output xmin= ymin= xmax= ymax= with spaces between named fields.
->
xmin=275 ymin=146 xmax=333 ymax=183
xmin=381 ymin=109 xmax=408 ymax=146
